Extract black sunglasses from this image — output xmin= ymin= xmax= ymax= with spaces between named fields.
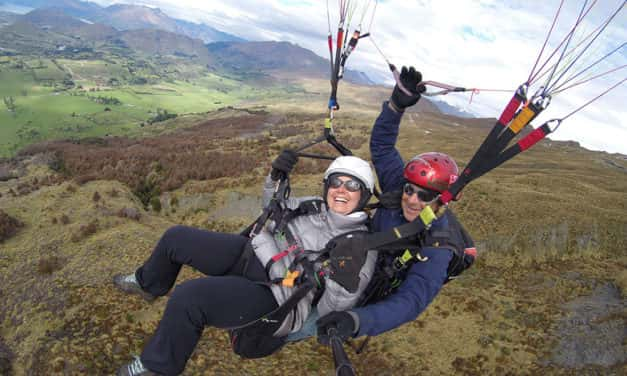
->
xmin=403 ymin=183 xmax=439 ymax=202
xmin=328 ymin=176 xmax=362 ymax=192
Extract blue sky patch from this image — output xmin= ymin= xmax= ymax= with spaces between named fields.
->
xmin=462 ymin=26 xmax=495 ymax=42
xmin=278 ymin=0 xmax=313 ymax=6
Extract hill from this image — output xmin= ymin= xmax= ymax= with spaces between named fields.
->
xmin=208 ymin=41 xmax=374 ymax=85
xmin=0 ymin=87 xmax=626 ymax=374
xmin=0 ymin=7 xmax=377 ymax=158
xmin=20 ymin=7 xmax=118 ymax=40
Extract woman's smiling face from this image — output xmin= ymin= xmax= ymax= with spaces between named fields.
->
xmin=326 ymin=175 xmax=362 ymax=215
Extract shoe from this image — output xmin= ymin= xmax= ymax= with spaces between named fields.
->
xmin=117 ymin=356 xmax=157 ymax=376
xmin=113 ymin=273 xmax=157 ymax=302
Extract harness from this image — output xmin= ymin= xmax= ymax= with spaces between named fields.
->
xmin=230 ymin=198 xmax=328 ymax=330
xmin=357 ymin=198 xmax=476 ymax=308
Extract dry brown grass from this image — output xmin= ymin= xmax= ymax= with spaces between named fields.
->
xmin=1 ymin=78 xmax=626 ymax=375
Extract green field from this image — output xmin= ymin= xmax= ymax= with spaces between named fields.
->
xmin=0 ymin=60 xmax=297 ymax=157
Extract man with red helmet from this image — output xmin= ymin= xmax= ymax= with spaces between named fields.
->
xmin=316 ymin=67 xmax=476 ymax=341
xmin=401 ymin=152 xmax=460 ymax=222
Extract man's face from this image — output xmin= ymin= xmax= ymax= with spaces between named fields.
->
xmin=401 ymin=183 xmax=438 ymax=222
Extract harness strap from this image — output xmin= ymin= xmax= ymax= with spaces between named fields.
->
xmin=231 ymin=257 xmax=321 ymax=336
xmin=363 ymin=205 xmax=437 ymax=250
xmin=263 ymin=199 xmax=326 ymax=276
xmin=274 ymin=200 xmax=325 ymax=235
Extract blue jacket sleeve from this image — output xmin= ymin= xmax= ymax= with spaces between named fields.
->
xmin=353 ymin=247 xmax=452 ymax=336
xmin=370 ymin=102 xmax=406 ymax=192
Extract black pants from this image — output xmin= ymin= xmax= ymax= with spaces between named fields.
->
xmin=135 ymin=225 xmax=278 ymax=376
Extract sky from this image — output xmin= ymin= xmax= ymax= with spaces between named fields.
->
xmin=50 ymin=1 xmax=627 ymax=154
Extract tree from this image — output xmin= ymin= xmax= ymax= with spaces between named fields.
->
xmin=3 ymin=96 xmax=16 ymax=112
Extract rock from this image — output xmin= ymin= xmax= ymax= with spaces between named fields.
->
xmin=118 ymin=207 xmax=141 ymax=221
xmin=550 ymin=283 xmax=626 ymax=368
xmin=0 ymin=165 xmax=17 ymax=182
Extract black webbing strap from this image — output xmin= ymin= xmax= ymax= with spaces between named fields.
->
xmin=230 ymin=279 xmax=315 ymax=335
xmin=361 ymin=211 xmax=433 ymax=250
xmin=244 ymin=178 xmax=290 ymax=238
xmin=230 ymin=257 xmax=321 ymax=335
xmin=274 ymin=200 xmax=325 ymax=235
xmin=264 ymin=200 xmax=326 ymax=276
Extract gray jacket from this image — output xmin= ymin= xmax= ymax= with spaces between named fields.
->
xmin=251 ymin=175 xmax=377 ymax=337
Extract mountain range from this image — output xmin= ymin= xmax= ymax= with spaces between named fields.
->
xmin=0 ymin=0 xmax=375 ymax=85
xmin=2 ymin=0 xmax=244 ymax=43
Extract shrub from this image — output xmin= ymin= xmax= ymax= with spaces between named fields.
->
xmin=37 ymin=256 xmax=63 ymax=275
xmin=71 ymin=220 xmax=98 ymax=242
xmin=148 ymin=108 xmax=177 ymax=124
xmin=18 ymin=111 xmax=270 ymax=199
xmin=0 ymin=210 xmax=23 ymax=242
xmin=60 ymin=214 xmax=70 ymax=225
xmin=92 ymin=191 xmax=101 ymax=202
xmin=134 ymin=179 xmax=160 ymax=208
xmin=45 ymin=152 xmax=66 ymax=174
xmin=169 ymin=195 xmax=179 ymax=207
xmin=150 ymin=197 xmax=162 ymax=212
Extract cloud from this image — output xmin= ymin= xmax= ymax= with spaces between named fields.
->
xmin=91 ymin=0 xmax=627 ymax=154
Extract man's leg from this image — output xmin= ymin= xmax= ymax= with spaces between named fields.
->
xmin=140 ymin=275 xmax=277 ymax=375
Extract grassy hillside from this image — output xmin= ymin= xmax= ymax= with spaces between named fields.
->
xmin=0 ymin=54 xmax=304 ymax=157
xmin=1 ymin=85 xmax=625 ymax=374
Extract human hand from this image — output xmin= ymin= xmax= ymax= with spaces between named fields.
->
xmin=447 ymin=251 xmax=475 ymax=280
xmin=316 ymin=311 xmax=356 ymax=345
xmin=270 ymin=149 xmax=299 ymax=180
xmin=390 ymin=66 xmax=426 ymax=111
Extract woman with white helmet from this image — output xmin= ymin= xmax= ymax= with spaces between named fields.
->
xmin=114 ymin=150 xmax=377 ymax=376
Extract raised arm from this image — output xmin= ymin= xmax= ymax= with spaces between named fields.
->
xmin=370 ymin=67 xmax=426 ymax=193
xmin=369 ymin=102 xmax=406 ymax=192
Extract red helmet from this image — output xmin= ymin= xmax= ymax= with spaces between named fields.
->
xmin=403 ymin=152 xmax=459 ymax=193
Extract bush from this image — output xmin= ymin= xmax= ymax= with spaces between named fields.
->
xmin=71 ymin=220 xmax=98 ymax=242
xmin=169 ymin=195 xmax=179 ymax=207
xmin=134 ymin=179 xmax=160 ymax=208
xmin=37 ymin=256 xmax=63 ymax=275
xmin=150 ymin=197 xmax=162 ymax=212
xmin=148 ymin=108 xmax=177 ymax=124
xmin=0 ymin=210 xmax=23 ymax=242
xmin=17 ymin=110 xmax=270 ymax=199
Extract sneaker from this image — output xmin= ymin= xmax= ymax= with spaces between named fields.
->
xmin=113 ymin=273 xmax=157 ymax=302
xmin=117 ymin=356 xmax=157 ymax=376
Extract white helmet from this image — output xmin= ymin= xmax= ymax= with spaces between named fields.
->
xmin=324 ymin=156 xmax=375 ymax=193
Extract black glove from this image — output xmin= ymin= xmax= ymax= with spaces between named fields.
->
xmin=390 ymin=66 xmax=426 ymax=111
xmin=316 ymin=311 xmax=356 ymax=346
xmin=446 ymin=251 xmax=475 ymax=281
xmin=270 ymin=149 xmax=298 ymax=180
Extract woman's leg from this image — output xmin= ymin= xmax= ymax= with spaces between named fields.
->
xmin=135 ymin=225 xmax=249 ymax=296
xmin=140 ymin=276 xmax=277 ymax=375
